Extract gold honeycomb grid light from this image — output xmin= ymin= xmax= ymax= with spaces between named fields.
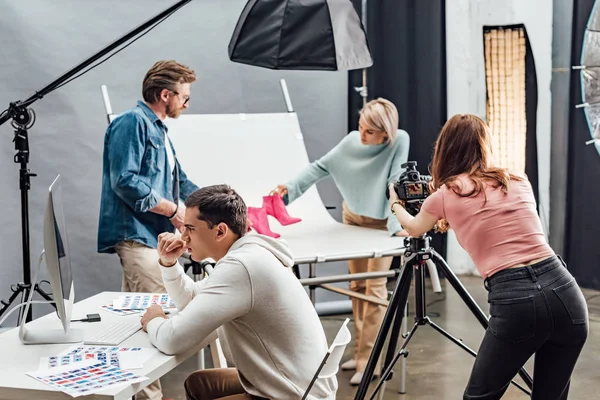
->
xmin=484 ymin=26 xmax=527 ymax=174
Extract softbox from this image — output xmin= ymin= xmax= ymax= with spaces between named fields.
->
xmin=577 ymin=1 xmax=600 ymax=154
xmin=228 ymin=0 xmax=372 ymax=71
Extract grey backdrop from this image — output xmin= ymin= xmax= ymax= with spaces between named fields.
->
xmin=0 ymin=0 xmax=348 ymax=324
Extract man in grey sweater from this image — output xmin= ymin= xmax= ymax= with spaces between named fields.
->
xmin=140 ymin=184 xmax=337 ymax=400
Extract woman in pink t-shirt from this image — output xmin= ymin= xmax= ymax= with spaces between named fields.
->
xmin=388 ymin=114 xmax=588 ymax=399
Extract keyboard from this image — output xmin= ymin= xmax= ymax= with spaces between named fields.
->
xmin=83 ymin=320 xmax=142 ymax=346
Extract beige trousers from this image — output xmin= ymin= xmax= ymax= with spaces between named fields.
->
xmin=184 ymin=368 xmax=268 ymax=400
xmin=114 ymin=241 xmax=166 ymax=400
xmin=342 ymin=203 xmax=393 ymax=372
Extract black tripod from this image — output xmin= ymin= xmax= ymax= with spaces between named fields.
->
xmin=183 ymin=258 xmax=216 ymax=280
xmin=354 ymin=234 xmax=534 ymax=400
xmin=0 ymin=117 xmax=53 ymax=324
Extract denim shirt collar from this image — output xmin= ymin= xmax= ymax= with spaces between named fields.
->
xmin=136 ymin=100 xmax=168 ymax=132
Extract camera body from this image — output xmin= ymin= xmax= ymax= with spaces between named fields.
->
xmin=388 ymin=161 xmax=432 ymax=216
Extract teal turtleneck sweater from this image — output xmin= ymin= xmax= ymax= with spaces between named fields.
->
xmin=284 ymin=130 xmax=410 ymax=235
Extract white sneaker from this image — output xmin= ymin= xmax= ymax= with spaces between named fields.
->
xmin=349 ymin=371 xmax=364 ymax=386
xmin=349 ymin=370 xmax=380 ymax=386
xmin=340 ymin=359 xmax=357 ymax=371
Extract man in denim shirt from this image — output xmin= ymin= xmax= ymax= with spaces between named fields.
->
xmin=97 ymin=60 xmax=199 ymax=400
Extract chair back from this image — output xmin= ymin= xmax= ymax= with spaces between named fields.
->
xmin=301 ymin=318 xmax=351 ymax=399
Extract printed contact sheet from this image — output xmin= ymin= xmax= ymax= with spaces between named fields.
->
xmin=98 ymin=304 xmax=141 ymax=315
xmin=28 ymin=359 xmax=147 ymax=397
xmin=111 ymin=293 xmax=175 ymax=310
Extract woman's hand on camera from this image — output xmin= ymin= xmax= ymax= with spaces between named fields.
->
xmin=388 ymin=183 xmax=402 ymax=206
xmin=270 ymin=184 xmax=288 ymax=197
xmin=395 ymin=229 xmax=410 ymax=237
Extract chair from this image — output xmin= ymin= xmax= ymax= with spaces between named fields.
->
xmin=302 ymin=318 xmax=351 ymax=400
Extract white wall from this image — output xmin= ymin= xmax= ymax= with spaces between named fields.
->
xmin=445 ymin=0 xmax=553 ymax=274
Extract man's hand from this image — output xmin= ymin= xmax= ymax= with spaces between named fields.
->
xmin=170 ymin=206 xmax=186 ymax=232
xmin=157 ymin=232 xmax=187 ymax=267
xmin=395 ymin=229 xmax=410 ymax=237
xmin=141 ymin=304 xmax=167 ymax=332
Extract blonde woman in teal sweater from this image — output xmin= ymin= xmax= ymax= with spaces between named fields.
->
xmin=271 ymin=98 xmax=410 ymax=385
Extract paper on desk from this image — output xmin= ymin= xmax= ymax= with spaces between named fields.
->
xmin=58 ymin=345 xmax=158 ymax=370
xmin=112 ymin=293 xmax=176 ymax=310
xmin=27 ymin=359 xmax=148 ymax=398
xmin=116 ymin=351 xmax=151 ymax=369
xmin=98 ymin=304 xmax=141 ymax=315
xmin=38 ymin=353 xmax=101 ymax=370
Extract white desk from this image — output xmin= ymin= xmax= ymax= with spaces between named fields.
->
xmin=0 ymin=291 xmax=218 ymax=400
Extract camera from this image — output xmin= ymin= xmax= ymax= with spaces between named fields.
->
xmin=387 ymin=161 xmax=432 ymax=216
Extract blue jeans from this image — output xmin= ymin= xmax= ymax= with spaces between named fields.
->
xmin=464 ymin=256 xmax=588 ymax=400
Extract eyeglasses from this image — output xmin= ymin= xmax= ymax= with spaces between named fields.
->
xmin=171 ymin=90 xmax=190 ymax=106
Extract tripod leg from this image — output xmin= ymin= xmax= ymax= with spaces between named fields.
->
xmin=0 ymin=286 xmax=27 ymax=320
xmin=399 ymin=304 xmax=408 ymax=394
xmin=428 ymin=318 xmax=478 ymax=356
xmin=381 ymin=286 xmax=406 ymax=377
xmin=431 ymin=251 xmax=534 ymax=391
xmin=18 ymin=285 xmax=31 ymax=325
xmin=354 ymin=259 xmax=414 ymax=400
xmin=369 ymin=321 xmax=420 ymax=400
xmin=431 ymin=251 xmax=488 ymax=326
xmin=427 ymin=319 xmax=531 ymax=394
xmin=374 ymin=285 xmax=408 ymax=400
xmin=35 ymin=284 xmax=54 ymax=302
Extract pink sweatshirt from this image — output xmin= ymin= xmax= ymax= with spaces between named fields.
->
xmin=421 ymin=175 xmax=554 ymax=278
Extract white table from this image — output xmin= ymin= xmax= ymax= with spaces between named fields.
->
xmin=0 ymin=291 xmax=220 ymax=400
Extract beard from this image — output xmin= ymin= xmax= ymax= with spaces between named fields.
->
xmin=166 ymin=102 xmax=182 ymax=119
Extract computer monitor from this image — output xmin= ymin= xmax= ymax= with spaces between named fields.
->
xmin=19 ymin=175 xmax=83 ymax=344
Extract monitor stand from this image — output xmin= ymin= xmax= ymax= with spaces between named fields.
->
xmin=19 ymin=323 xmax=83 ymax=345
xmin=17 ymin=251 xmax=83 ymax=345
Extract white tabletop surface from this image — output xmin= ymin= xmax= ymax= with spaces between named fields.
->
xmin=0 ymin=291 xmax=215 ymax=400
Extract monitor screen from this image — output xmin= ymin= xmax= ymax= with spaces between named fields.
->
xmin=50 ymin=178 xmax=72 ymax=301
xmin=44 ymin=175 xmax=74 ymax=332
xmin=53 ymin=217 xmax=71 ymax=301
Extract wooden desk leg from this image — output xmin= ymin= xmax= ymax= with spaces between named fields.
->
xmin=210 ymin=338 xmax=228 ymax=368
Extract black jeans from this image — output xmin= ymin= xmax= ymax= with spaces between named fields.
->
xmin=464 ymin=256 xmax=588 ymax=400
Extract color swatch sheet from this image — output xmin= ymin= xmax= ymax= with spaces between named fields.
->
xmin=38 ymin=352 xmax=112 ymax=370
xmin=111 ymin=293 xmax=176 ymax=310
xmin=98 ymin=304 xmax=141 ymax=315
xmin=56 ymin=345 xmax=158 ymax=370
xmin=28 ymin=359 xmax=147 ymax=397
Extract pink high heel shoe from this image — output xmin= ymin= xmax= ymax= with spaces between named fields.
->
xmin=262 ymin=195 xmax=301 ymax=226
xmin=247 ymin=207 xmax=280 ymax=238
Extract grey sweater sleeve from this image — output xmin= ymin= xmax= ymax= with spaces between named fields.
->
xmin=283 ymin=136 xmax=351 ymax=204
xmin=284 ymin=161 xmax=330 ymax=204
xmin=146 ymin=260 xmax=252 ymax=355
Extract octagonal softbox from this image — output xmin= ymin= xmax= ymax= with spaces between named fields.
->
xmin=578 ymin=0 xmax=600 ymax=153
xmin=228 ymin=0 xmax=372 ymax=71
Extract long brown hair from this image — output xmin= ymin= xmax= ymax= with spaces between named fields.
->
xmin=429 ymin=114 xmax=524 ymax=231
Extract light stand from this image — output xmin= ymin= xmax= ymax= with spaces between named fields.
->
xmin=354 ymin=0 xmax=369 ymax=106
xmin=0 ymin=111 xmax=55 ymax=324
xmin=183 ymin=257 xmax=216 ymax=370
xmin=0 ymin=0 xmax=193 ymax=323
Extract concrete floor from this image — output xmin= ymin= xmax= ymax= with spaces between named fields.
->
xmin=159 ymin=276 xmax=600 ymax=399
